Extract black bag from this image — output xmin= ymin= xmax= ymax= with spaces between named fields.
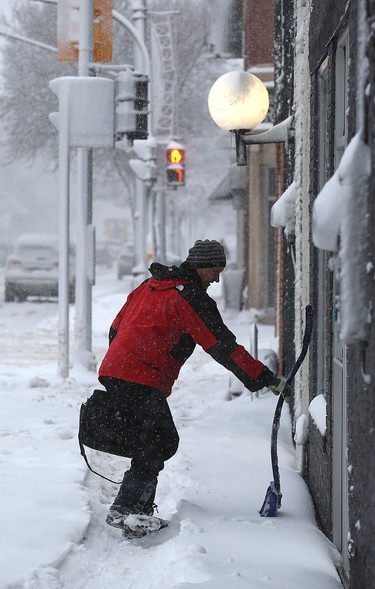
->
xmin=78 ymin=389 xmax=134 ymax=484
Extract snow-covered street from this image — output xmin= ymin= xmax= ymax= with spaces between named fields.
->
xmin=0 ymin=269 xmax=342 ymax=588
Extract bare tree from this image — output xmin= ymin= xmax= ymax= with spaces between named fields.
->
xmin=1 ymin=0 xmax=216 ymax=158
xmin=0 ymin=1 xmax=137 ymax=202
xmin=148 ymin=0 xmax=213 ymax=136
xmin=0 ymin=0 xmax=228 ymax=214
xmin=0 ymin=1 xmax=71 ymax=165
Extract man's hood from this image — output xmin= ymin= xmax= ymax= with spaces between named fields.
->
xmin=147 ymin=262 xmax=200 ymax=291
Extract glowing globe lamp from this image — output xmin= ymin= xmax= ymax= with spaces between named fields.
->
xmin=208 ymin=71 xmax=269 ymax=132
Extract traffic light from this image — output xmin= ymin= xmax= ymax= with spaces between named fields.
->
xmin=114 ymin=70 xmax=149 ymax=148
xmin=49 ymin=76 xmax=114 ymax=148
xmin=129 ymin=139 xmax=157 ymax=185
xmin=166 ymin=142 xmax=185 ymax=186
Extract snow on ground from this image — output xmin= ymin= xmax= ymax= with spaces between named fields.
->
xmin=0 ymin=268 xmax=342 ymax=589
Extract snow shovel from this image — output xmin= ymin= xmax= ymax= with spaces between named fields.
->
xmin=259 ymin=305 xmax=313 ymax=517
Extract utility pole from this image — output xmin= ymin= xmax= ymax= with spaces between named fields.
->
xmin=74 ymin=0 xmax=95 ymax=368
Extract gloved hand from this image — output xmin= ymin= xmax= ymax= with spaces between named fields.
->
xmin=268 ymin=375 xmax=293 ymax=402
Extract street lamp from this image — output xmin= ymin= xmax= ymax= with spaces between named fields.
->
xmin=208 ymin=70 xmax=293 ymax=165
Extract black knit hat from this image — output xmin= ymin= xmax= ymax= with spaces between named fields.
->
xmin=185 ymin=239 xmax=226 ymax=268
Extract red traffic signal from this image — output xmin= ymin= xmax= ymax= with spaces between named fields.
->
xmin=166 ymin=143 xmax=185 ymax=186
xmin=166 ymin=168 xmax=185 ymax=185
xmin=167 ymin=147 xmax=184 ymax=165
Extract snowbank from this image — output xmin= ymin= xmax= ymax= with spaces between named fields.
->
xmin=0 ymin=271 xmax=342 ymax=589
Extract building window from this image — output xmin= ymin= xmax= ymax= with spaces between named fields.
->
xmin=335 ymin=32 xmax=349 ymax=165
xmin=332 ymin=28 xmax=350 ymax=579
xmin=261 ymin=164 xmax=277 ymax=308
xmin=316 ymin=57 xmax=329 ymax=397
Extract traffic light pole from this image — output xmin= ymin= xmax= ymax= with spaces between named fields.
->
xmin=159 ymin=188 xmax=167 ymax=264
xmin=57 ymin=82 xmax=71 ymax=379
xmin=132 ymin=0 xmax=150 ymax=283
xmin=74 ymin=0 xmax=96 ymax=368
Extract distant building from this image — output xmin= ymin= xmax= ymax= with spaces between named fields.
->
xmin=207 ymin=0 xmax=243 ymax=58
xmin=242 ymin=0 xmax=277 ymax=318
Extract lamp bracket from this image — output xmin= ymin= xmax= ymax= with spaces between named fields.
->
xmin=234 ymin=116 xmax=294 ymax=166
xmin=242 ymin=115 xmax=294 ymax=145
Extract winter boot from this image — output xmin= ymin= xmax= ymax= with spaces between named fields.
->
xmin=121 ymin=513 xmax=168 ymax=539
xmin=106 ymin=471 xmax=157 ymax=529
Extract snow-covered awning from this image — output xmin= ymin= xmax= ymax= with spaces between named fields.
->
xmin=209 ymin=164 xmax=247 ymax=209
xmin=209 ymin=174 xmax=231 ymax=204
xmin=312 ymin=133 xmax=371 ymax=344
xmin=270 ymin=181 xmax=297 ymax=240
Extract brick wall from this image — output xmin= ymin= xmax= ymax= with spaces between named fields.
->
xmin=307 ymin=1 xmax=375 ymax=586
xmin=307 ymin=62 xmax=334 ymax=538
xmin=346 ymin=2 xmax=375 ymax=586
xmin=243 ymin=0 xmax=275 ymax=68
xmin=309 ymin=0 xmax=348 ymax=70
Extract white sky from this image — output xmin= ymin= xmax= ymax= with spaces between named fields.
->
xmin=0 ymin=0 xmax=12 ymax=72
xmin=0 ymin=0 xmax=12 ymax=27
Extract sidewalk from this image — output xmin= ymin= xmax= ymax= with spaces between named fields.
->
xmin=0 ymin=291 xmax=343 ymax=588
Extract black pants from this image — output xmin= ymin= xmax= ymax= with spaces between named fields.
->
xmin=100 ymin=377 xmax=179 ymax=481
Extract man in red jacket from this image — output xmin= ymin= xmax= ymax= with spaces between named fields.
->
xmin=99 ymin=239 xmax=291 ymax=530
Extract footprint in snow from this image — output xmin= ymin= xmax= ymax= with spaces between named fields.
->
xmin=179 ymin=517 xmax=204 ymax=535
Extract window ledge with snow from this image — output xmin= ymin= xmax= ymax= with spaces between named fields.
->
xmin=309 ymin=394 xmax=327 ymax=437
xmin=312 ymin=133 xmax=370 ymax=253
xmin=270 ymin=181 xmax=297 ymax=241
xmin=312 ymin=133 xmax=371 ymax=345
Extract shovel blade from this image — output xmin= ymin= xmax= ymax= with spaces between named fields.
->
xmin=259 ymin=481 xmax=282 ymax=517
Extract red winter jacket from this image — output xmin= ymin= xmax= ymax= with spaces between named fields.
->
xmin=98 ymin=262 xmax=273 ymax=397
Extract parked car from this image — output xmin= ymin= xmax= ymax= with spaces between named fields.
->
xmin=161 ymin=251 xmax=182 ymax=266
xmin=0 ymin=242 xmax=11 ymax=266
xmin=117 ymin=242 xmax=134 ymax=279
xmin=95 ymin=240 xmax=113 ymax=268
xmin=4 ymin=233 xmax=75 ymax=302
xmin=117 ymin=244 xmax=182 ymax=280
